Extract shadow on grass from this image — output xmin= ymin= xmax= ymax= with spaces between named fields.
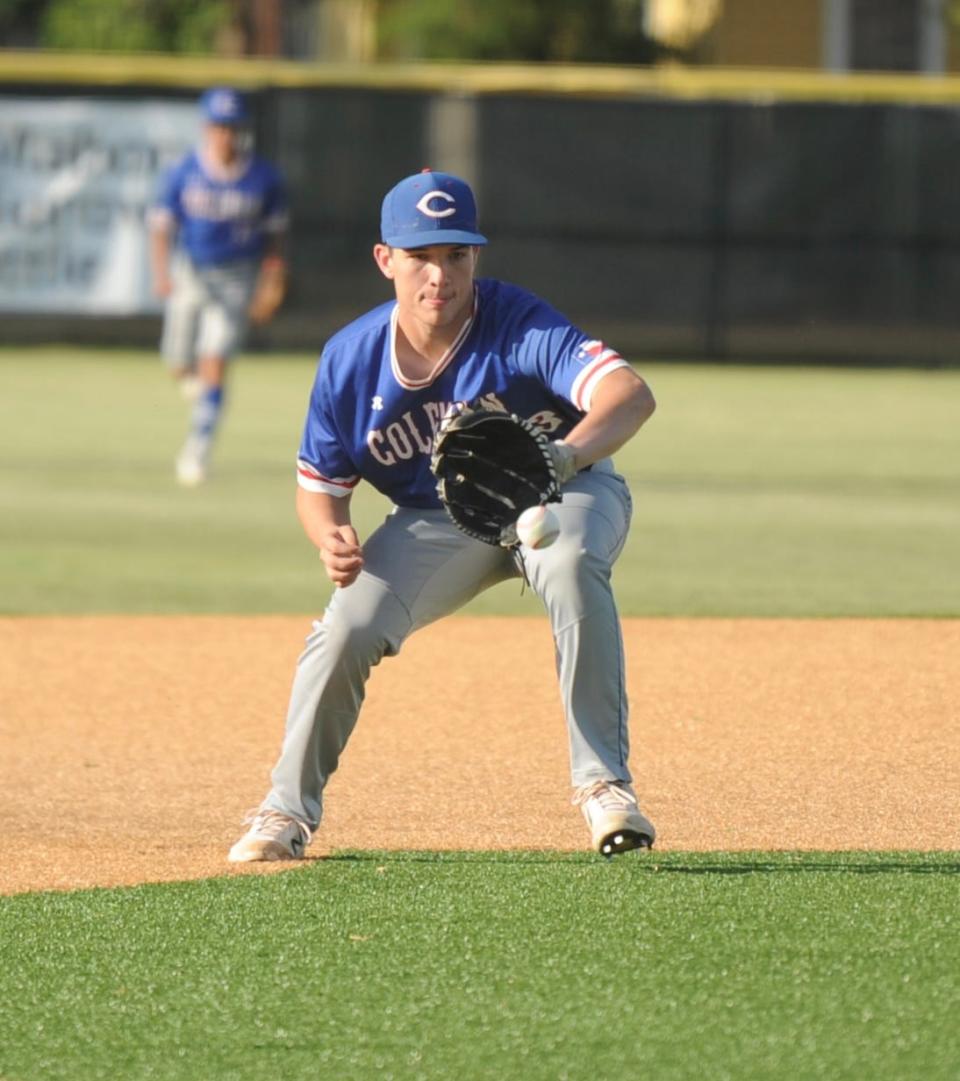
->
xmin=322 ymin=851 xmax=960 ymax=875
xmin=636 ymin=861 xmax=960 ymax=875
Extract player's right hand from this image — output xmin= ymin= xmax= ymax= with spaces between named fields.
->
xmin=318 ymin=525 xmax=363 ymax=588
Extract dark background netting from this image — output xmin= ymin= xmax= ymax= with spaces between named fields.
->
xmin=5 ymin=82 xmax=960 ymax=366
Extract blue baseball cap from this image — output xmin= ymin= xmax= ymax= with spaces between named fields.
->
xmin=380 ymin=169 xmax=488 ymax=248
xmin=200 ymin=87 xmax=249 ymax=126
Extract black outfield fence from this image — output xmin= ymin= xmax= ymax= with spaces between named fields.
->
xmin=3 ymin=62 xmax=960 ymax=366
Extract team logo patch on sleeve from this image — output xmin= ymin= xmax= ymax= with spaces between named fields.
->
xmin=571 ymin=340 xmax=629 ymax=411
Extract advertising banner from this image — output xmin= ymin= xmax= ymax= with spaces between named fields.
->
xmin=0 ymin=97 xmax=197 ymax=314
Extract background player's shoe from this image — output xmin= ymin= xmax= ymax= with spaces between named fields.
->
xmin=175 ymin=437 xmax=209 ymax=487
xmin=574 ymin=780 xmax=655 ymax=857
xmin=228 ymin=807 xmax=312 ymax=862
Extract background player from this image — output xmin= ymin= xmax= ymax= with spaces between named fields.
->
xmin=229 ymin=169 xmax=657 ymax=861
xmin=149 ymin=86 xmax=289 ymax=486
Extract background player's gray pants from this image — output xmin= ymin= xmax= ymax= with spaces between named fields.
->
xmin=161 ymin=255 xmax=258 ymax=366
xmin=265 ymin=465 xmax=634 ymax=830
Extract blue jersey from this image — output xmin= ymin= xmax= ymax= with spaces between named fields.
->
xmin=152 ymin=148 xmax=287 ymax=267
xmin=297 ymin=279 xmax=630 ymax=509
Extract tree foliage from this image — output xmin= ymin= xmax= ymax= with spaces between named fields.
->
xmin=377 ymin=0 xmax=661 ymax=64
xmin=40 ymin=0 xmax=230 ymax=53
xmin=8 ymin=0 xmax=661 ymax=62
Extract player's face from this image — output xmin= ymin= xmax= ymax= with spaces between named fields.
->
xmin=205 ymin=123 xmax=241 ymax=164
xmin=374 ymin=244 xmax=478 ymax=334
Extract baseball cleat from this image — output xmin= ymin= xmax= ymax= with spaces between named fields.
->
xmin=228 ymin=807 xmax=312 ymax=863
xmin=574 ymin=780 xmax=655 ymax=858
xmin=175 ymin=438 xmax=209 ymax=487
xmin=175 ymin=456 xmax=206 ymax=486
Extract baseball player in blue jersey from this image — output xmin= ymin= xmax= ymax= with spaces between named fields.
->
xmin=149 ymin=87 xmax=289 ymax=486
xmin=229 ymin=169 xmax=657 ymax=861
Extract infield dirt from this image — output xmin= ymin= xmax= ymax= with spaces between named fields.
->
xmin=1 ymin=616 xmax=957 ymax=895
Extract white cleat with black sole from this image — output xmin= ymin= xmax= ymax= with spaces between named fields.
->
xmin=228 ymin=807 xmax=312 ymax=862
xmin=574 ymin=779 xmax=656 ymax=857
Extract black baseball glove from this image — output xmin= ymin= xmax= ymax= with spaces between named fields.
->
xmin=430 ymin=402 xmax=573 ymax=547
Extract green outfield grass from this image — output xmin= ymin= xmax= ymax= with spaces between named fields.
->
xmin=3 ymin=347 xmax=959 ymax=1080
xmin=1 ymin=346 xmax=957 ymax=616
xmin=2 ymin=852 xmax=958 ymax=1081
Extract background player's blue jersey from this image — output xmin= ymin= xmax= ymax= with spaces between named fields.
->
xmin=297 ymin=278 xmax=631 ymax=509
xmin=153 ymin=149 xmax=287 ymax=266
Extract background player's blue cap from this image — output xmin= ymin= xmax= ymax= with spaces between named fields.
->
xmin=380 ymin=169 xmax=488 ymax=248
xmin=200 ymin=87 xmax=249 ymax=126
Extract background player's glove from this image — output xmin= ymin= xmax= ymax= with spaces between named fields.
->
xmin=247 ymin=257 xmax=288 ymax=325
xmin=430 ymin=402 xmax=566 ymax=548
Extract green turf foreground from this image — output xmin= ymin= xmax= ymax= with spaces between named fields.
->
xmin=2 ymin=852 xmax=958 ymax=1081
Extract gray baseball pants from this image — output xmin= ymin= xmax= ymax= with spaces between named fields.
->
xmin=264 ymin=463 xmax=634 ymax=830
xmin=161 ymin=255 xmax=258 ymax=366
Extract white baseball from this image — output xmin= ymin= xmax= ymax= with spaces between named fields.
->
xmin=516 ymin=504 xmax=560 ymax=550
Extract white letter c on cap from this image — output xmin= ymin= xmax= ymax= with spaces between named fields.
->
xmin=416 ymin=191 xmax=456 ymax=219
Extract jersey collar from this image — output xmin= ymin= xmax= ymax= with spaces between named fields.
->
xmin=198 ymin=146 xmax=253 ymax=183
xmin=389 ymin=286 xmax=477 ymax=390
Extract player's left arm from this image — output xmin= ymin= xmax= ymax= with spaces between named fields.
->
xmin=558 ymin=366 xmax=655 ymax=473
xmin=249 ymin=235 xmax=289 ymax=323
xmin=247 ymin=167 xmax=290 ymax=322
xmin=511 ymin=291 xmax=653 ymax=475
xmin=260 ymin=163 xmax=290 ymax=264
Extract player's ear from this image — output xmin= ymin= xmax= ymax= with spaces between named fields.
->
xmin=373 ymin=244 xmax=395 ymax=280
